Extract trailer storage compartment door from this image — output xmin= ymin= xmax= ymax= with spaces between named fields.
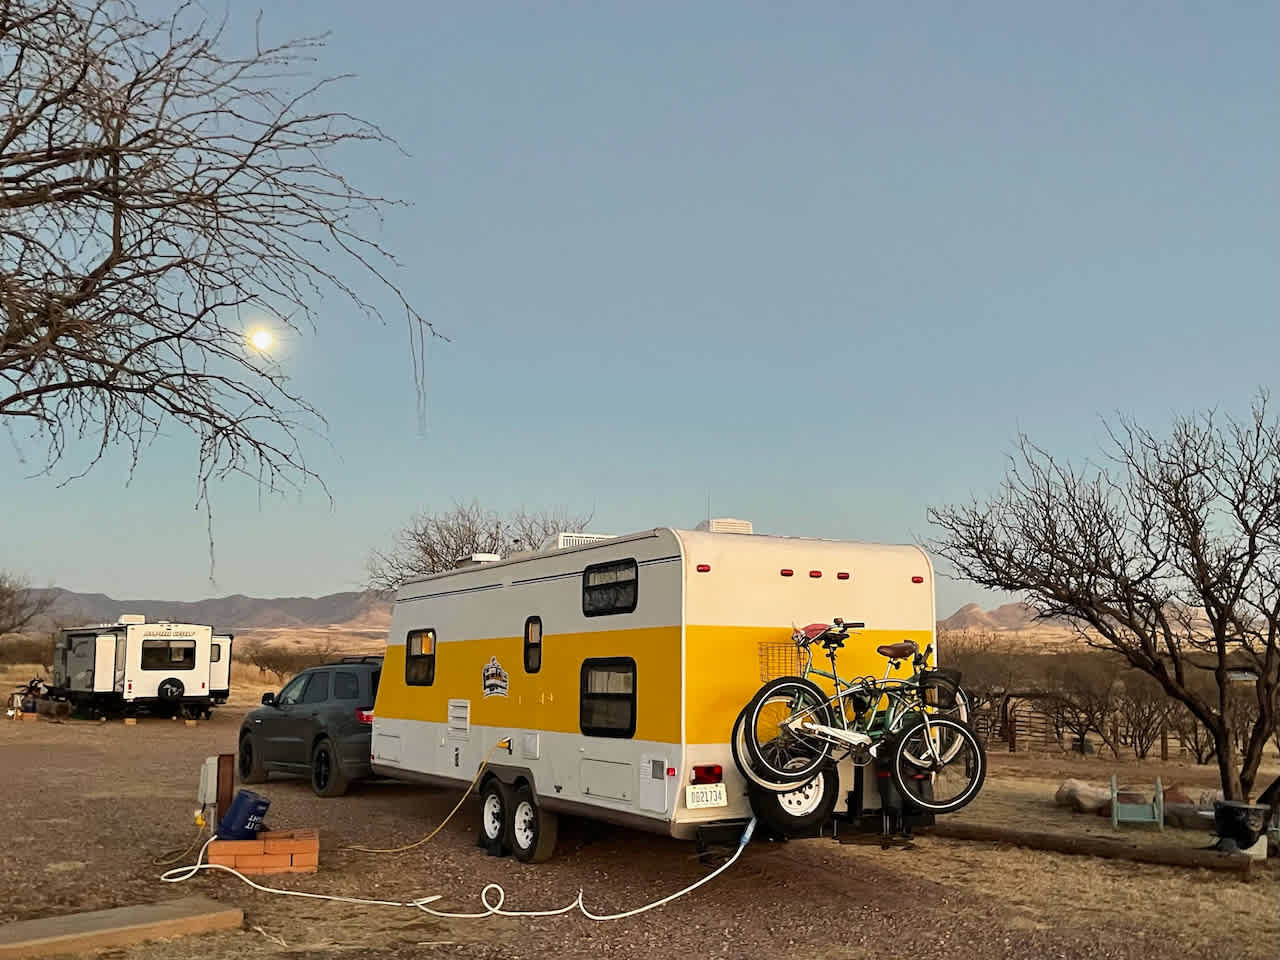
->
xmin=93 ymin=635 xmax=117 ymax=693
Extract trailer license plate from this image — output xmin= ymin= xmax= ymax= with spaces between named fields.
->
xmin=686 ymin=783 xmax=728 ymax=809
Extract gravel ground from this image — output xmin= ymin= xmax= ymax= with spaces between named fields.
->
xmin=1 ymin=711 xmax=1276 ymax=960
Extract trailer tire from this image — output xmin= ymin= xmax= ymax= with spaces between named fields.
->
xmin=238 ymin=732 xmax=268 ymax=784
xmin=311 ymin=737 xmax=350 ymax=797
xmin=509 ymin=785 xmax=557 ymax=863
xmin=477 ymin=778 xmax=512 ymax=853
xmin=746 ymin=763 xmax=838 ymax=837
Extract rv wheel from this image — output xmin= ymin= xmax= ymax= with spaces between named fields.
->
xmin=746 ymin=763 xmax=838 ymax=837
xmin=477 ymin=778 xmax=512 ymax=854
xmin=509 ymin=785 xmax=558 ymax=863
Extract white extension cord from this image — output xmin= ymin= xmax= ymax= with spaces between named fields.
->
xmin=160 ymin=817 xmax=756 ymax=923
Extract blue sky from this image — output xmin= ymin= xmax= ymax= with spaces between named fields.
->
xmin=3 ymin=2 xmax=1277 ymax=618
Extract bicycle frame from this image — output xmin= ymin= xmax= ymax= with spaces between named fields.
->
xmin=781 ymin=636 xmax=944 ymax=761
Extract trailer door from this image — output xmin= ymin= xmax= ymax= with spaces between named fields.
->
xmin=93 ymin=634 xmax=117 ymax=693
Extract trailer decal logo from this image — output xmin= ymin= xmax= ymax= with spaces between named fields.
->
xmin=482 ymin=657 xmax=509 ymax=698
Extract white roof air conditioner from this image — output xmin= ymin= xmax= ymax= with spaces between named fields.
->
xmin=556 ymin=532 xmax=617 ymax=550
xmin=696 ymin=518 xmax=753 ymax=535
xmin=455 ymin=553 xmax=502 ymax=568
xmin=117 ymin=614 xmax=146 ymax=625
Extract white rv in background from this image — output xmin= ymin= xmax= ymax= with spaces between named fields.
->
xmin=50 ymin=616 xmax=231 ymax=718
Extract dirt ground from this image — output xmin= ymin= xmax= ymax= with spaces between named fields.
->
xmin=2 ymin=675 xmax=1277 ymax=960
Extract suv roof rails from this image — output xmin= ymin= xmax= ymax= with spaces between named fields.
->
xmin=332 ymin=655 xmax=384 ymax=664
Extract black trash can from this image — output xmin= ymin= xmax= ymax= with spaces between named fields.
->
xmin=1212 ymin=800 xmax=1268 ymax=851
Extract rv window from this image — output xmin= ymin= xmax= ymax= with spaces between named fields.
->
xmin=406 ymin=629 xmax=436 ymax=686
xmin=140 ymin=639 xmax=196 ymax=671
xmin=580 ymin=658 xmax=636 ymax=738
xmin=524 ymin=616 xmax=543 ymax=673
xmin=302 ymin=671 xmax=330 ymax=704
xmin=210 ymin=643 xmax=222 ymax=664
xmin=582 ymin=559 xmax=638 ymax=617
xmin=334 ymin=671 xmax=359 ymax=700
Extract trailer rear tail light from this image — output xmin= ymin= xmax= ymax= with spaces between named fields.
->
xmin=691 ymin=764 xmax=723 ymax=785
xmin=911 ymin=576 xmax=924 ymax=584
xmin=809 ymin=570 xmax=822 ymax=578
xmin=696 ymin=564 xmax=711 ymax=573
xmin=355 ymin=708 xmax=374 ymax=725
xmin=780 ymin=569 xmax=794 ymax=577
xmin=837 ymin=572 xmax=850 ymax=580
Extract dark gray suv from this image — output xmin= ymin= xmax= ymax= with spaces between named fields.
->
xmin=237 ymin=656 xmax=381 ymax=797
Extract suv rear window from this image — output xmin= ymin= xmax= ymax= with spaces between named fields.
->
xmin=334 ymin=671 xmax=359 ymax=700
xmin=370 ymin=669 xmax=381 ymax=703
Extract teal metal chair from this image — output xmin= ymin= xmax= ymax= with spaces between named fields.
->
xmin=1110 ymin=775 xmax=1164 ymax=831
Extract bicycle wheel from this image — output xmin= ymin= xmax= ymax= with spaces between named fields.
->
xmin=890 ymin=717 xmax=986 ymax=814
xmin=731 ymin=706 xmax=812 ymax=793
xmin=744 ymin=676 xmax=833 ymax=785
xmin=902 ymin=675 xmax=971 ymax=765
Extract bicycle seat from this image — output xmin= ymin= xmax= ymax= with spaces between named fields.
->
xmin=820 ymin=633 xmax=845 ymax=649
xmin=876 ymin=641 xmax=918 ymax=660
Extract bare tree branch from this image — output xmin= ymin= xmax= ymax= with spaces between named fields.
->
xmin=0 ymin=0 xmax=435 ymax=514
xmin=367 ymin=501 xmax=595 ymax=590
xmin=929 ymin=392 xmax=1280 ymax=800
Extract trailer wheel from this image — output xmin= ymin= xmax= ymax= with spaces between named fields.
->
xmin=311 ymin=737 xmax=350 ymax=797
xmin=746 ymin=763 xmax=838 ymax=837
xmin=509 ymin=785 xmax=557 ymax=863
xmin=238 ymin=732 xmax=268 ymax=784
xmin=476 ymin=778 xmax=512 ymax=853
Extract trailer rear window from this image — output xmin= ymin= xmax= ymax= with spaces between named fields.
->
xmin=582 ymin=559 xmax=638 ymax=617
xmin=405 ymin=629 xmax=436 ymax=686
xmin=141 ymin=639 xmax=196 ymax=671
xmin=580 ymin=658 xmax=636 ymax=738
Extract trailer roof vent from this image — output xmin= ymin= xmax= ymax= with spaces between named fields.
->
xmin=696 ymin=517 xmax=753 ymax=535
xmin=556 ymin=532 xmax=617 ymax=550
xmin=454 ymin=553 xmax=502 ymax=568
xmin=117 ymin=613 xmax=146 ymax=625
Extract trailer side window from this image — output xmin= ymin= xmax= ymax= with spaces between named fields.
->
xmin=582 ymin=559 xmax=638 ymax=617
xmin=210 ymin=643 xmax=222 ymax=664
xmin=405 ymin=629 xmax=436 ymax=686
xmin=580 ymin=658 xmax=636 ymax=738
xmin=141 ymin=639 xmax=196 ymax=671
xmin=524 ymin=616 xmax=543 ymax=673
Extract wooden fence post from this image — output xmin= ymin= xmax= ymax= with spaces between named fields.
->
xmin=1160 ymin=722 xmax=1169 ymax=763
xmin=1009 ymin=711 xmax=1018 ymax=752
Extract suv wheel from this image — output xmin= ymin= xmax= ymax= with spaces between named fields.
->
xmin=311 ymin=737 xmax=350 ymax=797
xmin=238 ymin=732 xmax=268 ymax=784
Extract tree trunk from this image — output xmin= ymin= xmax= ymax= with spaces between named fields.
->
xmin=1213 ymin=725 xmax=1243 ymax=801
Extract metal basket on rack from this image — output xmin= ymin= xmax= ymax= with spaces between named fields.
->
xmin=758 ymin=642 xmax=805 ymax=681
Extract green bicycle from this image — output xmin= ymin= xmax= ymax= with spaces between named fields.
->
xmin=741 ymin=619 xmax=986 ymax=815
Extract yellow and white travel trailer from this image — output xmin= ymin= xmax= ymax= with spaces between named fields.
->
xmin=371 ymin=523 xmax=937 ymax=859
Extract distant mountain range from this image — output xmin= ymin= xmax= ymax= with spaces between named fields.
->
xmin=936 ymin=601 xmax=1044 ymax=632
xmin=26 ymin=587 xmax=1043 ymax=636
xmin=28 ymin=587 xmax=393 ymax=632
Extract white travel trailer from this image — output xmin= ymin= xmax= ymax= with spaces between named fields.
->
xmin=372 ymin=522 xmax=941 ymax=861
xmin=50 ymin=616 xmax=231 ymax=718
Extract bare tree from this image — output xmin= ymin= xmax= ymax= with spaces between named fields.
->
xmin=1114 ymin=670 xmax=1169 ymax=760
xmin=1030 ymin=654 xmax=1121 ymax=757
xmin=0 ymin=571 xmax=53 ymax=634
xmin=930 ymin=394 xmax=1280 ymax=800
xmin=367 ymin=501 xmax=595 ymax=590
xmin=1 ymin=1 xmax=431 ymax=507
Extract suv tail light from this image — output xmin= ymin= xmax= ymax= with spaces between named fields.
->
xmin=355 ymin=708 xmax=374 ymax=725
xmin=691 ymin=764 xmax=723 ymax=785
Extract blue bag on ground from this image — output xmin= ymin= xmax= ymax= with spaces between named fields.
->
xmin=217 ymin=789 xmax=270 ymax=840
